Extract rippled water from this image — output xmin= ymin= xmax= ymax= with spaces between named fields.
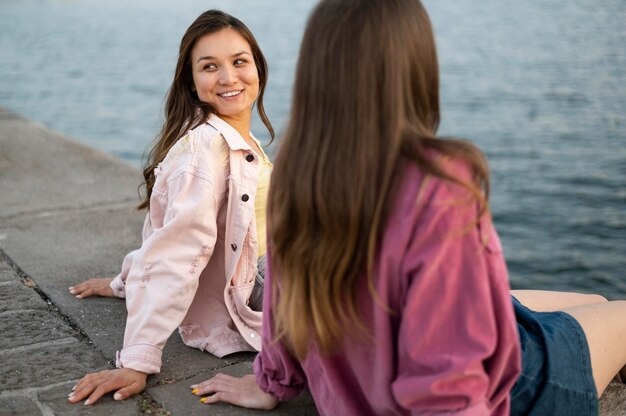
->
xmin=1 ymin=0 xmax=625 ymax=298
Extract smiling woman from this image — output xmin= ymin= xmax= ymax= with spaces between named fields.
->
xmin=191 ymin=29 xmax=261 ymax=147
xmin=65 ymin=9 xmax=275 ymax=407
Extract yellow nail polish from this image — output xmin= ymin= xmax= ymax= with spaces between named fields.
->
xmin=191 ymin=389 xmax=199 ymax=394
xmin=200 ymin=397 xmax=207 ymax=403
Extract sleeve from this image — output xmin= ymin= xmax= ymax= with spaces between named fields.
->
xmin=109 ymin=214 xmax=152 ymax=299
xmin=253 ymin=253 xmax=307 ymax=401
xmin=391 ymin=191 xmax=501 ymax=415
xmin=116 ymin=168 xmax=219 ymax=374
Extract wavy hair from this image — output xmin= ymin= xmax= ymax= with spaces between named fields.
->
xmin=268 ymin=0 xmax=489 ymax=360
xmin=138 ymin=10 xmax=274 ymax=209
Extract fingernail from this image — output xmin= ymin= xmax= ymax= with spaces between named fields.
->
xmin=114 ymin=392 xmax=122 ymax=401
xmin=71 ymin=385 xmax=76 ymax=391
xmin=200 ymin=397 xmax=207 ymax=403
xmin=84 ymin=399 xmax=91 ymax=406
xmin=190 ymin=384 xmax=197 ymax=389
xmin=191 ymin=389 xmax=199 ymax=394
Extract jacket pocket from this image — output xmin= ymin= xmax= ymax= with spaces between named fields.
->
xmin=228 ymin=281 xmax=262 ymax=329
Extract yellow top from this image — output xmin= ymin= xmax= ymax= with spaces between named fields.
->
xmin=254 ymin=142 xmax=273 ymax=257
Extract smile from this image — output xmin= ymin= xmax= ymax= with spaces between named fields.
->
xmin=218 ymin=90 xmax=243 ymax=98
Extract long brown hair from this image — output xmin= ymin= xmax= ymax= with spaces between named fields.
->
xmin=138 ymin=10 xmax=274 ymax=209
xmin=268 ymin=0 xmax=490 ymax=360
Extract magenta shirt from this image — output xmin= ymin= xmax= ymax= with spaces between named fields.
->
xmin=254 ymin=158 xmax=521 ymax=415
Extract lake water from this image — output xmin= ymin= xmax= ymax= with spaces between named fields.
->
xmin=1 ymin=0 xmax=625 ymax=298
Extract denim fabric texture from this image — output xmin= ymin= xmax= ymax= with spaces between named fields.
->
xmin=510 ymin=296 xmax=598 ymax=415
xmin=248 ymin=254 xmax=265 ymax=311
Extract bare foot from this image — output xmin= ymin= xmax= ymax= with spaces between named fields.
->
xmin=69 ymin=278 xmax=114 ymax=299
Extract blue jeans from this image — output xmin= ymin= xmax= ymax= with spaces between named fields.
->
xmin=510 ymin=296 xmax=598 ymax=415
xmin=248 ymin=254 xmax=265 ymax=311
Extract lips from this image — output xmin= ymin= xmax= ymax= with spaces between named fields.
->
xmin=218 ymin=90 xmax=243 ymax=98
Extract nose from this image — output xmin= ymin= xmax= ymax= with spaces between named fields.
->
xmin=218 ymin=65 xmax=237 ymax=85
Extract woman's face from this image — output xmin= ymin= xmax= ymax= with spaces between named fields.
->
xmin=191 ymin=28 xmax=259 ymax=124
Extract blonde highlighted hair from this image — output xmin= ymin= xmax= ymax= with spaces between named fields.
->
xmin=267 ymin=0 xmax=489 ymax=360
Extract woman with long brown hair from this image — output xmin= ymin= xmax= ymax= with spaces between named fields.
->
xmin=67 ymin=9 xmax=274 ymax=405
xmin=194 ymin=0 xmax=626 ymax=414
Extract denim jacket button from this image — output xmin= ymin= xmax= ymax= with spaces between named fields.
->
xmin=241 ymin=194 xmax=249 ymax=202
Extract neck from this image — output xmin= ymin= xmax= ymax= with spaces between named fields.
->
xmin=220 ymin=113 xmax=251 ymax=142
xmin=220 ymin=112 xmax=263 ymax=153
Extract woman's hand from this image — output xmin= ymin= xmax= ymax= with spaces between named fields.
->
xmin=191 ymin=373 xmax=279 ymax=410
xmin=69 ymin=277 xmax=114 ymax=298
xmin=68 ymin=368 xmax=147 ymax=405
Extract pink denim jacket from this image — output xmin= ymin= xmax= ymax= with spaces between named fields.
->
xmin=110 ymin=114 xmax=263 ymax=374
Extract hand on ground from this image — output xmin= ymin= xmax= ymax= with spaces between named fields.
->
xmin=68 ymin=368 xmax=147 ymax=405
xmin=191 ymin=373 xmax=279 ymax=410
xmin=69 ymin=277 xmax=114 ymax=298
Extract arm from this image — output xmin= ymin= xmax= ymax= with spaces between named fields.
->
xmin=391 ymin=195 xmax=506 ymax=415
xmin=118 ymin=168 xmax=219 ymax=373
xmin=70 ymin=166 xmax=220 ymax=405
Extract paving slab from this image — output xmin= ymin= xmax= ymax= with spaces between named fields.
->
xmin=0 ymin=309 xmax=76 ymax=350
xmin=0 ymin=269 xmax=18 ymax=283
xmin=0 ymin=262 xmax=17 ymax=282
xmin=0 ymin=396 xmax=42 ymax=416
xmin=0 ymin=281 xmax=48 ymax=313
xmin=37 ymin=382 xmax=142 ymax=416
xmin=601 ymin=382 xmax=626 ymax=416
xmin=0 ymin=337 xmax=109 ymax=389
xmin=0 ymin=382 xmax=143 ymax=416
xmin=0 ymin=257 xmax=143 ymax=413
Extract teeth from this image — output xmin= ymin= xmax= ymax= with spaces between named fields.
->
xmin=220 ymin=90 xmax=242 ymax=97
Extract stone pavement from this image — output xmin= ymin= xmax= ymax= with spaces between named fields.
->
xmin=0 ymin=107 xmax=624 ymax=415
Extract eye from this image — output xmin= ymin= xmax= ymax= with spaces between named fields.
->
xmin=234 ymin=58 xmax=248 ymax=66
xmin=202 ymin=63 xmax=217 ymax=71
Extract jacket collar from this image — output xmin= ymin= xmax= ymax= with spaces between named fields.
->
xmin=206 ymin=114 xmax=254 ymax=151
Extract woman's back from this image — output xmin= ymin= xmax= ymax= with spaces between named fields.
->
xmin=255 ymin=156 xmax=521 ymax=415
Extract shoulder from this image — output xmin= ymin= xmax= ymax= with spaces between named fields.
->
xmin=395 ymin=151 xmax=478 ymax=214
xmin=188 ymin=122 xmax=229 ymax=154
xmin=158 ymin=123 xmax=229 ymax=179
xmin=384 ymin=152 xmax=485 ymax=254
xmin=190 ymin=123 xmax=230 ymax=177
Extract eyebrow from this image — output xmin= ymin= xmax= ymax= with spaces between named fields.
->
xmin=196 ymin=51 xmax=251 ymax=63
